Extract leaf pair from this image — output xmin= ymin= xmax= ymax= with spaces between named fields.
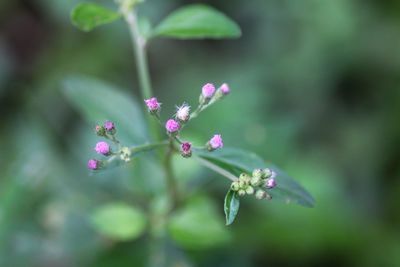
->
xmin=71 ymin=3 xmax=241 ymax=39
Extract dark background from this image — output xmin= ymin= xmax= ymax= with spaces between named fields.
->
xmin=1 ymin=0 xmax=400 ymax=266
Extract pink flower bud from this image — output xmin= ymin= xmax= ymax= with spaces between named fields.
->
xmin=95 ymin=125 xmax=106 ymax=136
xmin=265 ymin=178 xmax=277 ymax=189
xmin=144 ymin=97 xmax=161 ymax=112
xmin=95 ymin=141 xmax=111 ymax=155
xmin=103 ymin=121 xmax=115 ymax=131
xmin=165 ymin=119 xmax=180 ymax=133
xmin=181 ymin=142 xmax=192 ymax=158
xmin=220 ymin=83 xmax=230 ymax=95
xmin=208 ymin=134 xmax=223 ymax=151
xmin=202 ymin=83 xmax=215 ymax=98
xmin=176 ymin=103 xmax=190 ymax=122
xmin=87 ymin=159 xmax=99 ymax=170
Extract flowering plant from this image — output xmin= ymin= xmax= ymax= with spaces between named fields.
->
xmin=66 ymin=0 xmax=314 ymax=259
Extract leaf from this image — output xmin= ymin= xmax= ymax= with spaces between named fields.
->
xmin=153 ymin=4 xmax=241 ymax=39
xmin=71 ymin=3 xmax=121 ymax=32
xmin=195 ymin=147 xmax=315 ymax=207
xmin=62 ymin=75 xmax=147 ymax=144
xmin=168 ymin=196 xmax=230 ymax=249
xmin=224 ymin=189 xmax=240 ymax=225
xmin=90 ymin=202 xmax=147 ymax=241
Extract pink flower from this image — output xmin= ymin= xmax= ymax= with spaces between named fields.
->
xmin=208 ymin=134 xmax=223 ymax=151
xmin=181 ymin=142 xmax=192 ymax=158
xmin=87 ymin=159 xmax=99 ymax=170
xmin=144 ymin=97 xmax=161 ymax=111
xmin=265 ymin=178 xmax=277 ymax=189
xmin=220 ymin=83 xmax=230 ymax=95
xmin=95 ymin=141 xmax=111 ymax=155
xmin=103 ymin=121 xmax=115 ymax=131
xmin=165 ymin=119 xmax=180 ymax=133
xmin=202 ymin=83 xmax=216 ymax=98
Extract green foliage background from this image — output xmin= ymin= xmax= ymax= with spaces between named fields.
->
xmin=0 ymin=0 xmax=399 ymax=266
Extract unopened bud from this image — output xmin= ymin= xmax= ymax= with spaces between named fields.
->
xmin=95 ymin=125 xmax=106 ymax=136
xmin=263 ymin=168 xmax=273 ymax=178
xmin=250 ymin=176 xmax=261 ymax=187
xmin=103 ymin=121 xmax=116 ymax=135
xmin=265 ymin=178 xmax=277 ymax=189
xmin=206 ymin=134 xmax=223 ymax=151
xmin=246 ymin=186 xmax=255 ymax=195
xmin=87 ymin=159 xmax=100 ymax=170
xmin=120 ymin=147 xmax=131 ymax=162
xmin=238 ymin=189 xmax=246 ymax=197
xmin=180 ymin=142 xmax=192 ymax=158
xmin=231 ymin=181 xmax=240 ymax=191
xmin=252 ymin=168 xmax=263 ymax=179
xmin=255 ymin=189 xmax=267 ymax=200
xmin=95 ymin=141 xmax=111 ymax=156
xmin=265 ymin=193 xmax=272 ymax=200
xmin=145 ymin=97 xmax=161 ymax=113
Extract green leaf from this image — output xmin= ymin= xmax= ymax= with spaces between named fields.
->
xmin=62 ymin=75 xmax=147 ymax=144
xmin=90 ymin=202 xmax=147 ymax=241
xmin=153 ymin=4 xmax=241 ymax=39
xmin=195 ymin=147 xmax=315 ymax=208
xmin=71 ymin=3 xmax=121 ymax=32
xmin=224 ymin=189 xmax=240 ymax=225
xmin=168 ymin=196 xmax=230 ymax=249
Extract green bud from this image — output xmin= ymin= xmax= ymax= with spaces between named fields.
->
xmin=239 ymin=180 xmax=246 ymax=188
xmin=239 ymin=173 xmax=251 ymax=181
xmin=120 ymin=147 xmax=132 ymax=162
xmin=265 ymin=193 xmax=272 ymax=200
xmin=252 ymin=168 xmax=263 ymax=179
xmin=246 ymin=186 xmax=254 ymax=195
xmin=263 ymin=168 xmax=273 ymax=178
xmin=231 ymin=181 xmax=240 ymax=191
xmin=95 ymin=125 xmax=106 ymax=137
xmin=255 ymin=189 xmax=266 ymax=200
xmin=250 ymin=176 xmax=261 ymax=187
xmin=238 ymin=189 xmax=246 ymax=197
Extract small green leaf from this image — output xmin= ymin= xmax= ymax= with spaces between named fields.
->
xmin=224 ymin=189 xmax=240 ymax=225
xmin=153 ymin=4 xmax=241 ymax=39
xmin=90 ymin=202 xmax=146 ymax=241
xmin=195 ymin=147 xmax=315 ymax=207
xmin=71 ymin=3 xmax=121 ymax=32
xmin=168 ymin=196 xmax=230 ymax=249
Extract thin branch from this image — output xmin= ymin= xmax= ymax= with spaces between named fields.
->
xmin=195 ymin=156 xmax=238 ymax=182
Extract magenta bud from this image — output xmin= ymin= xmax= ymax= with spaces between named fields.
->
xmin=220 ymin=83 xmax=230 ymax=95
xmin=181 ymin=142 xmax=192 ymax=158
xmin=265 ymin=178 xmax=277 ymax=189
xmin=87 ymin=159 xmax=99 ymax=170
xmin=145 ymin=97 xmax=161 ymax=112
xmin=207 ymin=134 xmax=223 ymax=151
xmin=202 ymin=83 xmax=216 ymax=98
xmin=165 ymin=119 xmax=180 ymax=134
xmin=103 ymin=121 xmax=115 ymax=132
xmin=95 ymin=141 xmax=111 ymax=156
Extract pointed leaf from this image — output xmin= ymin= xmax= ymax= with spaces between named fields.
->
xmin=153 ymin=4 xmax=241 ymax=39
xmin=195 ymin=147 xmax=315 ymax=207
xmin=62 ymin=75 xmax=147 ymax=144
xmin=71 ymin=3 xmax=121 ymax=32
xmin=224 ymin=189 xmax=240 ymax=225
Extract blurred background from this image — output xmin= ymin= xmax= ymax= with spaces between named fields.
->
xmin=1 ymin=0 xmax=400 ymax=266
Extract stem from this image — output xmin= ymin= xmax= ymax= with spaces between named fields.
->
xmin=195 ymin=157 xmax=239 ymax=182
xmin=123 ymin=8 xmax=161 ymax=142
xmin=164 ymin=138 xmax=179 ymax=208
xmin=131 ymin=141 xmax=169 ymax=154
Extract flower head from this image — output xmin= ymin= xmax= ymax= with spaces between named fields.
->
xmin=87 ymin=159 xmax=99 ymax=170
xmin=265 ymin=178 xmax=277 ymax=189
xmin=95 ymin=141 xmax=111 ymax=155
xmin=220 ymin=83 xmax=230 ymax=95
xmin=207 ymin=134 xmax=223 ymax=151
xmin=202 ymin=83 xmax=216 ymax=98
xmin=144 ymin=97 xmax=161 ymax=112
xmin=176 ymin=103 xmax=190 ymax=122
xmin=165 ymin=119 xmax=180 ymax=134
xmin=95 ymin=125 xmax=106 ymax=136
xmin=181 ymin=142 xmax=192 ymax=158
xmin=103 ymin=121 xmax=115 ymax=131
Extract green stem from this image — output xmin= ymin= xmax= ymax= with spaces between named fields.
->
xmin=123 ymin=8 xmax=161 ymax=143
xmin=164 ymin=138 xmax=179 ymax=208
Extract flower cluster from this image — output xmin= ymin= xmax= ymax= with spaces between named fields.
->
xmin=230 ymin=168 xmax=277 ymax=200
xmin=144 ymin=82 xmax=230 ymax=158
